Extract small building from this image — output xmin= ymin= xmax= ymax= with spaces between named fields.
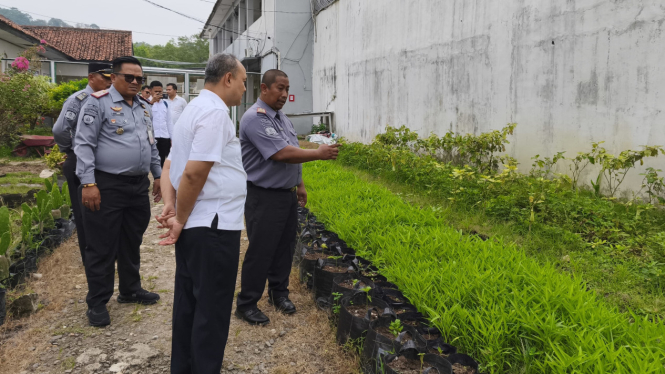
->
xmin=200 ymin=0 xmax=315 ymax=133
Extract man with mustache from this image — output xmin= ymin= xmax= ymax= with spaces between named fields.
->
xmin=74 ymin=56 xmax=162 ymax=327
xmin=235 ymin=69 xmax=340 ymax=325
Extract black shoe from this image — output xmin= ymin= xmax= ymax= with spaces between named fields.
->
xmin=117 ymin=289 xmax=160 ymax=305
xmin=235 ymin=307 xmax=270 ymax=326
xmin=268 ymin=296 xmax=296 ymax=315
xmin=87 ymin=305 xmax=110 ymax=327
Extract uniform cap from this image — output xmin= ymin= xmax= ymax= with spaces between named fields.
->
xmin=88 ymin=62 xmax=112 ymax=77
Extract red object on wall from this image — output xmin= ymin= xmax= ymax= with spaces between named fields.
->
xmin=289 ymin=95 xmax=295 ymax=102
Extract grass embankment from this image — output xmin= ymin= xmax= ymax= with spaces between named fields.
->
xmin=0 ymin=172 xmax=44 ymax=194
xmin=304 ymin=161 xmax=665 ymax=374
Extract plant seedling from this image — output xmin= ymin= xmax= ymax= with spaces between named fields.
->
xmin=418 ymin=352 xmax=426 ymax=370
xmin=360 ymin=286 xmax=372 ymax=302
xmin=389 ymin=319 xmax=403 ymax=337
xmin=332 ymin=292 xmax=343 ymax=314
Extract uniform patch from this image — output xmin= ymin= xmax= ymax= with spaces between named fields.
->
xmin=257 ymin=108 xmax=266 ymax=114
xmin=90 ymin=90 xmax=109 ymax=99
xmin=265 ymin=127 xmax=278 ymax=136
xmin=111 ymin=106 xmax=122 ymax=112
xmin=83 ymin=115 xmax=95 ymax=125
xmin=76 ymin=92 xmax=88 ymax=101
xmin=64 ymin=111 xmax=76 ymax=121
xmin=110 ymin=119 xmax=116 ymax=124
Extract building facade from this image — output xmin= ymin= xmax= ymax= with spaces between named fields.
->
xmin=201 ymin=0 xmax=314 ymax=134
xmin=312 ymin=0 xmax=665 ymax=191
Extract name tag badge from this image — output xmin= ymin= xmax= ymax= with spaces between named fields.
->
xmin=147 ymin=121 xmax=155 ymax=145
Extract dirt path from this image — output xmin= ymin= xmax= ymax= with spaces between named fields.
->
xmin=0 ymin=202 xmax=358 ymax=374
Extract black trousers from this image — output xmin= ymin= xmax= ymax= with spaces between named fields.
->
xmin=63 ymin=151 xmax=86 ymax=264
xmin=80 ymin=170 xmax=150 ymax=308
xmin=156 ymin=137 xmax=171 ymax=167
xmin=236 ymin=182 xmax=298 ymax=311
xmin=171 ymin=216 xmax=240 ymax=374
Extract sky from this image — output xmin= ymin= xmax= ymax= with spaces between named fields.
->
xmin=0 ymin=0 xmax=216 ymax=45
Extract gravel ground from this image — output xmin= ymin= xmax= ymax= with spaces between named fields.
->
xmin=0 ymin=201 xmax=359 ymax=374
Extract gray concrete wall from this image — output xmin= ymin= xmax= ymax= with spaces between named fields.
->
xmin=209 ymin=0 xmax=314 ymax=134
xmin=313 ymin=0 xmax=665 ymax=191
xmin=276 ymin=0 xmax=315 ymax=134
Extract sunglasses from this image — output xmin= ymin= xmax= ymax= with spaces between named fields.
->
xmin=114 ymin=73 xmax=145 ymax=84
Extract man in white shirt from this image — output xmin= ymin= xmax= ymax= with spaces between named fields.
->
xmin=149 ymin=81 xmax=173 ymax=167
xmin=166 ymin=83 xmax=188 ymax=125
xmin=157 ymin=53 xmax=247 ymax=374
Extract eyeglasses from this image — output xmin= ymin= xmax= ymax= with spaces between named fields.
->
xmin=114 ymin=73 xmax=145 ymax=84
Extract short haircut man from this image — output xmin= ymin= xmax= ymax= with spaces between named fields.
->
xmin=112 ymin=56 xmax=142 ymax=72
xmin=234 ymin=67 xmax=339 ymax=325
xmin=150 ymin=80 xmax=163 ymax=88
xmin=261 ymin=69 xmax=288 ymax=88
xmin=157 ymin=53 xmax=247 ymax=373
xmin=166 ymin=83 xmax=177 ymax=91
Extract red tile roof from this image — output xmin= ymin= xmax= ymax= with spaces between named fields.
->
xmin=0 ymin=15 xmax=39 ymax=38
xmin=23 ymin=26 xmax=133 ymax=62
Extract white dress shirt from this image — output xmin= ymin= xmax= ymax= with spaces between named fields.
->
xmin=167 ymin=89 xmax=247 ymax=230
xmin=167 ymin=95 xmax=188 ymax=126
xmin=151 ymin=99 xmax=173 ymax=138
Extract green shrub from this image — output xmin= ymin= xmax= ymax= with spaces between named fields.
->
xmin=304 ymin=161 xmax=665 ymax=374
xmin=338 ymin=127 xmax=665 ymax=263
xmin=48 ymin=77 xmax=88 ymax=113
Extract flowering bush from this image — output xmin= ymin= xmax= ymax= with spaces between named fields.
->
xmin=0 ymin=44 xmax=53 ymax=146
xmin=48 ymin=77 xmax=88 ymax=113
xmin=10 ymin=57 xmax=29 ymax=71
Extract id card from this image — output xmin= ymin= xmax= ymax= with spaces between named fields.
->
xmin=146 ymin=119 xmax=155 ymax=145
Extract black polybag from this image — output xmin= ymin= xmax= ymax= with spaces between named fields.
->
xmin=313 ymin=258 xmax=357 ymax=302
xmin=336 ymin=292 xmax=390 ymax=346
xmin=362 ymin=316 xmax=427 ymax=374
xmin=446 ymin=353 xmax=479 ymax=374
xmin=378 ymin=347 xmax=453 ymax=374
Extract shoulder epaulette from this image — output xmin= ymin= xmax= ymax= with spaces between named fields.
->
xmin=257 ymin=107 xmax=266 ymax=114
xmin=76 ymin=92 xmax=88 ymax=101
xmin=90 ymin=90 xmax=109 ymax=99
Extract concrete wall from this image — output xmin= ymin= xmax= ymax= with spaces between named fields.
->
xmin=275 ymin=0 xmax=315 ymax=134
xmin=209 ymin=0 xmax=314 ymax=134
xmin=313 ymin=0 xmax=665 ymax=191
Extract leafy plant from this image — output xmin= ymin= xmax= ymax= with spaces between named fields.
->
xmin=48 ymin=78 xmax=88 ymax=113
xmin=389 ymin=319 xmax=403 ymax=337
xmin=311 ymin=123 xmax=327 ymax=133
xmin=44 ymin=144 xmax=65 ymax=170
xmin=332 ymin=292 xmax=343 ymax=315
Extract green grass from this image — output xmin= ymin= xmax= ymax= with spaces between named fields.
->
xmin=337 ymin=165 xmax=665 ymax=319
xmin=0 ymin=172 xmax=44 ymax=195
xmin=303 ymin=161 xmax=665 ymax=374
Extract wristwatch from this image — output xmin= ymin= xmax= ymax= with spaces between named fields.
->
xmin=82 ymin=183 xmax=97 ymax=188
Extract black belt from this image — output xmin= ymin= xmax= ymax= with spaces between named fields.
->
xmin=95 ymin=170 xmax=148 ymax=184
xmin=247 ymin=181 xmax=297 ymax=192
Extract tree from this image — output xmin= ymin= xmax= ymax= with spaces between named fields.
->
xmin=0 ymin=7 xmax=98 ymax=29
xmin=133 ymin=35 xmax=209 ymax=68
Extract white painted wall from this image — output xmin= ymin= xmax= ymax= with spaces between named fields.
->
xmin=0 ymin=38 xmax=24 ymax=60
xmin=313 ymin=0 xmax=665 ymax=191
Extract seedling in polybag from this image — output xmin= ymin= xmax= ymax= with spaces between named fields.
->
xmin=418 ymin=352 xmax=425 ymax=370
xmin=352 ymin=279 xmax=359 ymax=287
xmin=360 ymin=286 xmax=372 ymax=302
xmin=389 ymin=319 xmax=403 ymax=337
xmin=328 ymin=255 xmax=342 ymax=260
xmin=332 ymin=292 xmax=343 ymax=314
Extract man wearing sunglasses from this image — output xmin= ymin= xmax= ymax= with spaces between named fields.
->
xmin=52 ymin=62 xmax=112 ymax=266
xmin=74 ymin=56 xmax=163 ymax=327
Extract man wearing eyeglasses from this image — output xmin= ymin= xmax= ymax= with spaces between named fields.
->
xmin=52 ymin=62 xmax=112 ymax=266
xmin=74 ymin=56 xmax=163 ymax=327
